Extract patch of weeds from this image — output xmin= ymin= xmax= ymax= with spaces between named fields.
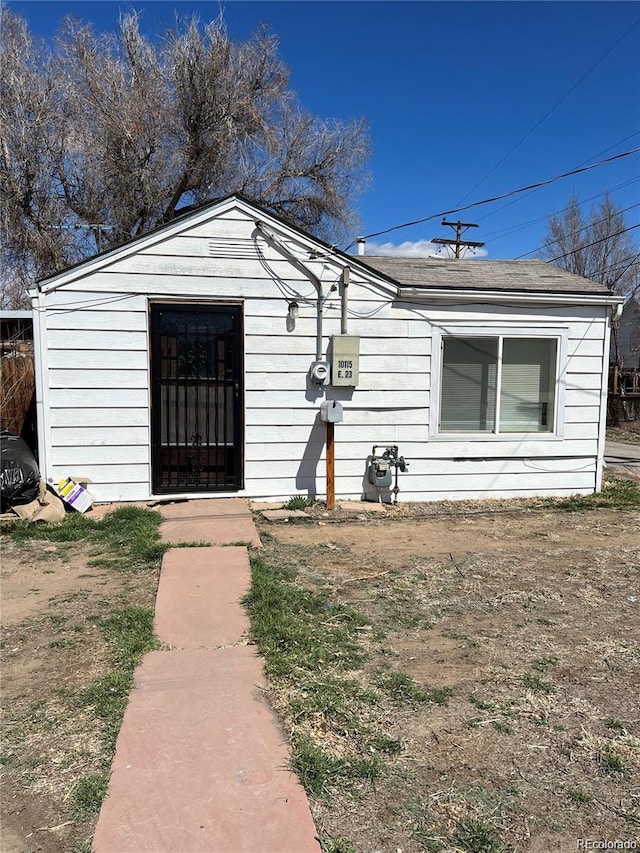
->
xmin=288 ymin=676 xmax=379 ymax=742
xmin=428 ymin=686 xmax=453 ymax=705
xmin=453 ymin=817 xmax=511 ymax=853
xmin=49 ymin=637 xmax=77 ymax=649
xmin=245 ymin=550 xmax=408 ymax=800
xmin=376 ymin=671 xmax=452 ymax=706
xmin=446 ymin=631 xmax=480 ymax=648
xmin=555 ymin=477 xmax=640 ymax=511
xmin=531 ymin=655 xmax=558 ymax=672
xmin=567 ymin=788 xmax=593 ymax=806
xmin=469 ymin=694 xmax=495 ymax=712
xmin=368 ymin=732 xmax=403 ymax=755
xmin=605 ymin=718 xmax=625 ymax=731
xmin=320 ymin=837 xmax=358 ymax=853
xmin=491 ymin=720 xmax=513 ymax=734
xmin=291 ymin=736 xmax=381 ymax=798
xmin=283 ymin=495 xmax=315 ymax=510
xmin=80 ymin=606 xmax=158 ymax=751
xmin=599 ymin=747 xmax=628 ymax=776
xmin=404 ymin=801 xmax=445 ymax=852
xmin=521 ymin=672 xmax=554 ymax=694
xmin=375 ymin=671 xmax=429 ymax=704
xmin=243 ymin=554 xmax=366 ymax=679
xmin=72 ymin=770 xmax=109 ymax=816
xmin=5 ymin=507 xmax=167 ymax=572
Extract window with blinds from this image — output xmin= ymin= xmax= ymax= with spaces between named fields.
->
xmin=440 ymin=336 xmax=557 ymax=434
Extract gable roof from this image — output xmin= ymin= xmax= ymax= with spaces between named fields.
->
xmin=33 ymin=193 xmax=621 ymax=305
xmin=33 ymin=193 xmax=395 ymax=295
xmin=358 ymin=257 xmax=611 ymax=296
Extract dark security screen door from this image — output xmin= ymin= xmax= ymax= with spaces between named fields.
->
xmin=151 ymin=304 xmax=243 ymax=493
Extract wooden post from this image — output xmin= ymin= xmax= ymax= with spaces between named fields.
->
xmin=326 ymin=421 xmax=335 ymax=510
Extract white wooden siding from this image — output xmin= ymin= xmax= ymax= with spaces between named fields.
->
xmin=40 ymin=202 xmax=610 ymax=503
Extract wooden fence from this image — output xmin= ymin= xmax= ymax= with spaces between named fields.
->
xmin=1 ymin=351 xmax=36 ymax=440
xmin=608 ymin=366 xmax=640 ymax=424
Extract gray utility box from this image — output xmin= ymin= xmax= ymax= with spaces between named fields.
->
xmin=320 ymin=400 xmax=343 ymax=423
xmin=331 ymin=335 xmax=360 ymax=386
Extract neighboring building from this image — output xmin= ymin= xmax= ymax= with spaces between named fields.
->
xmin=30 ymin=195 xmax=622 ymax=504
xmin=1 ymin=309 xmax=36 ymax=449
xmin=611 ymin=296 xmax=640 ymax=368
xmin=1 ymin=309 xmax=33 ymax=355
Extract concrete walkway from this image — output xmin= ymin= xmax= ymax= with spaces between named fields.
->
xmin=93 ymin=500 xmax=319 ymax=853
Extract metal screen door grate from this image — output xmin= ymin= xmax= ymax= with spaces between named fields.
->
xmin=151 ymin=304 xmax=243 ymax=493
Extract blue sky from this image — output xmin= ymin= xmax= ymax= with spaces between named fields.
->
xmin=7 ymin=0 xmax=640 ymax=260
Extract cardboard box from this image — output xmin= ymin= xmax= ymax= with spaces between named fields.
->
xmin=56 ymin=477 xmax=94 ymax=513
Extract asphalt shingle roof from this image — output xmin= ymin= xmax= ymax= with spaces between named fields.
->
xmin=356 ymin=257 xmax=610 ymax=295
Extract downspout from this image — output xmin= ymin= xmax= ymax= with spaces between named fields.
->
xmin=255 ymin=221 xmax=324 ymax=360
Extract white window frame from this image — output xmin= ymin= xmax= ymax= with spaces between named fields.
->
xmin=430 ymin=325 xmax=568 ymax=440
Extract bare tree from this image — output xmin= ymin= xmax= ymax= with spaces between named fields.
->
xmin=0 ymin=9 xmax=369 ymax=307
xmin=540 ymin=193 xmax=639 ymax=298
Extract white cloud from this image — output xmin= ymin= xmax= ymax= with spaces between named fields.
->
xmin=365 ymin=239 xmax=488 ymax=259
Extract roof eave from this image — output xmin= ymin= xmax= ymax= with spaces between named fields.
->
xmin=397 ymin=286 xmax=624 ymax=306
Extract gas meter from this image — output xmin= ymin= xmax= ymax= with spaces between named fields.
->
xmin=367 ymin=445 xmax=409 ymax=503
xmin=368 ymin=457 xmax=392 ymax=487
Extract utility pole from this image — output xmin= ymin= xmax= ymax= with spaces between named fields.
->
xmin=432 ymin=219 xmax=485 ymax=258
xmin=47 ymin=223 xmax=113 ymax=253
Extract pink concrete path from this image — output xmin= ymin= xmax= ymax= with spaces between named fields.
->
xmin=93 ymin=501 xmax=319 ymax=853
xmin=158 ymin=498 xmax=262 ymax=548
xmin=155 ymin=547 xmax=251 ymax=649
xmin=90 ymin=497 xmax=262 ymax=548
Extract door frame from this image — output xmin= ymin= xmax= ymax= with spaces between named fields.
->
xmin=149 ymin=300 xmax=244 ymax=495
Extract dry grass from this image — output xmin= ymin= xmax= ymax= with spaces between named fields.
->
xmin=253 ymin=486 xmax=640 ymax=852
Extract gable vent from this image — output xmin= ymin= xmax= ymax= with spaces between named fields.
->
xmin=207 ymin=237 xmax=258 ymax=259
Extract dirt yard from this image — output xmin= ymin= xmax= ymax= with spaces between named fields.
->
xmin=1 ymin=491 xmax=638 ymax=853
xmin=256 ymin=495 xmax=640 ymax=852
xmin=0 ymin=535 xmax=159 ymax=853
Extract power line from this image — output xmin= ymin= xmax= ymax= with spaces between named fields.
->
xmin=474 ymin=131 xmax=640 ymax=226
xmin=456 ymin=20 xmax=640 ymax=205
xmin=478 ymin=130 xmax=640 ymax=228
xmin=594 ymin=251 xmax=640 ymax=273
xmin=480 ymin=176 xmax=640 ymax=243
xmin=545 ymin=223 xmax=640 ymax=264
xmin=514 ymin=201 xmax=640 ymax=259
xmin=608 ymin=252 xmax=640 ymax=288
xmin=350 ymin=147 xmax=640 ymax=248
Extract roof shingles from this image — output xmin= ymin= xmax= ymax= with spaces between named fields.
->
xmin=357 ymin=257 xmax=610 ymax=295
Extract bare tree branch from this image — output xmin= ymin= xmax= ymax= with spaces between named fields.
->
xmin=0 ymin=9 xmax=370 ymax=307
xmin=540 ymin=193 xmax=639 ymax=298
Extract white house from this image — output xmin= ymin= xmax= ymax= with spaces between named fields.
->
xmin=30 ymin=195 xmax=623 ymax=504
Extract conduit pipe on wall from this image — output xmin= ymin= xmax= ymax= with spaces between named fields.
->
xmin=255 ymin=221 xmax=324 ymax=361
xmin=341 ymin=267 xmax=350 ymax=334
